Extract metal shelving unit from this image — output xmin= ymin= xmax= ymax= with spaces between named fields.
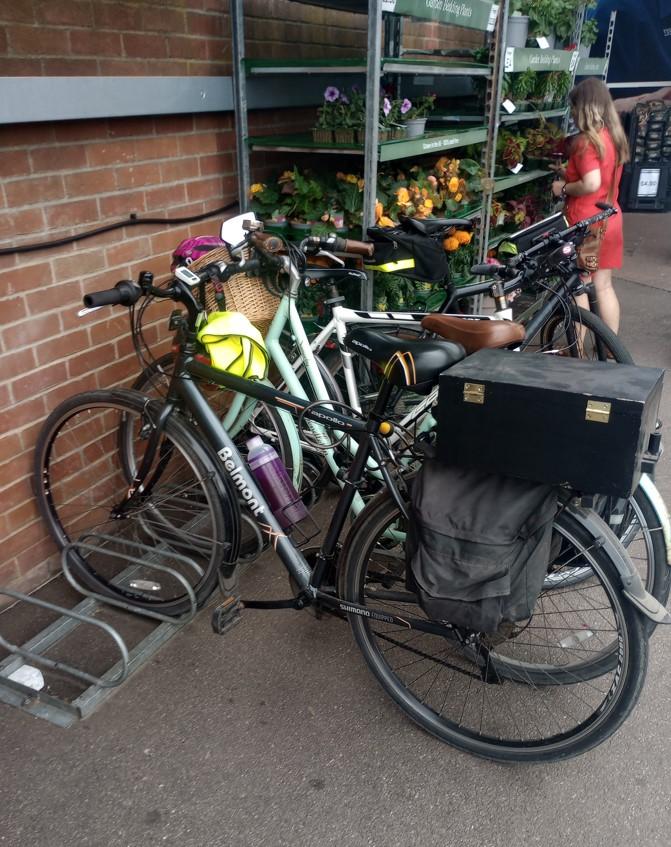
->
xmin=230 ymin=1 xmax=609 ymax=305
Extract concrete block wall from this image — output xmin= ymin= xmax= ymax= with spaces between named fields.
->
xmin=0 ymin=0 xmax=477 ymax=593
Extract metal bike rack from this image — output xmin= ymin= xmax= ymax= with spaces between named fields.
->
xmin=0 ymin=535 xmax=204 ymax=727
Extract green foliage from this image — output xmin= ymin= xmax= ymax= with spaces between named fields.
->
xmin=511 ymin=70 xmax=537 ymax=102
xmin=581 ymin=18 xmax=599 ymax=47
xmin=281 ymin=168 xmax=326 ymax=222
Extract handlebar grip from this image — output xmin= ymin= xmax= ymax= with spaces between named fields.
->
xmin=470 ymin=263 xmax=501 ymax=277
xmin=337 ymin=238 xmax=374 ymax=257
xmin=83 ymin=280 xmax=141 ymax=308
xmin=252 ymin=231 xmax=284 ymax=253
xmin=595 ymin=202 xmax=615 ymax=212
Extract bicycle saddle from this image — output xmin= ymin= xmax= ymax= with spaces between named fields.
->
xmin=421 ymin=314 xmax=525 ymax=354
xmin=401 ymin=217 xmax=474 ymax=237
xmin=344 ymin=327 xmax=465 ymax=394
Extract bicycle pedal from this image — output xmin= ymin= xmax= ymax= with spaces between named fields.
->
xmin=211 ymin=595 xmax=242 ymax=635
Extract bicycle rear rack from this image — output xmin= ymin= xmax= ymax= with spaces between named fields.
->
xmin=0 ymin=535 xmax=204 ymax=727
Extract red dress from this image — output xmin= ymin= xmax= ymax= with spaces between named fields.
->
xmin=564 ymin=129 xmax=624 ymax=270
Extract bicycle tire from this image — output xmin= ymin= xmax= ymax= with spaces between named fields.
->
xmin=339 ymin=487 xmax=647 ymax=763
xmin=537 ymin=304 xmax=633 ymax=363
xmin=34 ymin=389 xmax=240 ymax=616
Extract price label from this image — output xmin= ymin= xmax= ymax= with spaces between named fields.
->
xmin=504 ymin=47 xmax=515 ymax=72
xmin=509 ymin=163 xmax=524 ymax=174
xmin=569 ymin=50 xmax=579 ymax=72
xmin=536 ymin=36 xmax=551 ymax=49
xmin=502 ymin=99 xmax=516 ymax=113
xmin=487 ymin=4 xmax=500 ymax=32
xmin=381 ymin=0 xmax=397 ymax=12
xmin=637 ymin=168 xmax=661 ymax=197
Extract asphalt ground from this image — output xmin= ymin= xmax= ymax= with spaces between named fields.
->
xmin=1 ymin=213 xmax=670 ymax=847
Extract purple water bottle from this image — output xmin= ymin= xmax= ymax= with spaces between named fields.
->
xmin=246 ymin=436 xmax=309 ymax=529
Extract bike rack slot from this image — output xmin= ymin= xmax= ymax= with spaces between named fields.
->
xmin=0 ymin=533 xmax=207 ymax=726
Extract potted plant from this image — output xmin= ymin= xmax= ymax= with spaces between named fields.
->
xmin=552 ymin=70 xmax=572 ymax=108
xmin=520 ymin=0 xmax=556 ymax=48
xmin=509 ymin=69 xmax=537 ymax=110
xmin=579 ymin=15 xmax=599 ymax=58
xmin=335 ymin=171 xmax=365 ymax=232
xmin=313 ymin=85 xmax=340 ymax=144
xmin=497 ymin=130 xmax=528 ymax=171
xmin=380 ymin=96 xmax=404 ymax=141
xmin=248 ymin=182 xmax=290 ymax=234
xmin=278 ymin=168 xmax=327 ymax=239
xmin=403 ymin=94 xmax=436 ymax=138
xmin=348 ymin=86 xmax=367 ymax=144
xmin=507 ymin=1 xmax=530 ymax=48
xmin=333 ymin=90 xmax=357 ymax=145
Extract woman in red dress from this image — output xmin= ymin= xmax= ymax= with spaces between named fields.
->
xmin=552 ymin=78 xmax=630 ymax=333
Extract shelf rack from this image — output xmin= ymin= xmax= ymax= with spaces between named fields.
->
xmin=230 ymin=0 xmax=614 ymax=306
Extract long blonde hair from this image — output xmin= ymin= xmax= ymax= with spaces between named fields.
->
xmin=569 ymin=78 xmax=630 ymax=165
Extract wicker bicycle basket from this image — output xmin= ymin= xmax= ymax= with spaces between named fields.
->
xmin=188 ymin=244 xmax=280 ymax=337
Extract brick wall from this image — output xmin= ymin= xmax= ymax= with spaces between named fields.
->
xmin=0 ymin=0 xmax=480 ymax=594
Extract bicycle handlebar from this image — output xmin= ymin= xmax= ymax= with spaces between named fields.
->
xmin=83 ymin=280 xmax=142 ymax=308
xmin=303 ymin=234 xmax=374 ymax=257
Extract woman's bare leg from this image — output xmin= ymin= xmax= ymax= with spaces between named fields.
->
xmin=591 ymin=269 xmax=620 ymax=334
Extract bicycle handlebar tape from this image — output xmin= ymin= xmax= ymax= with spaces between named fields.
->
xmin=83 ymin=280 xmax=141 ymax=308
xmin=338 ymin=239 xmax=375 ymax=257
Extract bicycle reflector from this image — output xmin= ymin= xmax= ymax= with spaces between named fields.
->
xmin=196 ymin=311 xmax=269 ymax=380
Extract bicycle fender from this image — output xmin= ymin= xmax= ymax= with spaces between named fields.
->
xmin=567 ymin=500 xmax=671 ymax=625
xmin=639 ymin=473 xmax=671 ymax=564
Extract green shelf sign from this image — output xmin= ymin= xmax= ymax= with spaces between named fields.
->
xmin=576 ymin=56 xmax=608 ymax=76
xmin=380 ymin=127 xmax=488 ymax=162
xmin=504 ymin=47 xmax=579 ymax=73
xmin=383 ymin=0 xmax=498 ymax=32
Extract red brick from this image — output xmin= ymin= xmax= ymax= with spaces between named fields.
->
xmin=88 ymin=312 xmax=132 ymax=346
xmin=53 ymin=250 xmax=106 ymax=282
xmin=0 ymin=295 xmax=27 ymax=324
xmin=7 ymin=24 xmax=65 ymax=56
xmin=93 ymin=2 xmax=143 ymax=31
xmin=0 ymin=123 xmax=55 ymax=148
xmin=98 ymin=191 xmax=147 ymax=219
xmin=160 ymin=157 xmax=200 ymax=184
xmin=25 ymin=279 xmax=84 ymax=315
xmin=0 ymin=149 xmax=32 ymax=178
xmin=0 ymin=384 xmax=9 ymax=411
xmin=0 ymin=0 xmax=35 ymax=22
xmin=122 ymin=32 xmax=168 ymax=60
xmin=10 ymin=362 xmax=69 ymax=405
xmin=4 ymin=498 xmax=40 ymax=535
xmin=199 ymin=151 xmax=235 ymax=176
xmin=68 ymin=342 xmax=116 ymax=379
xmin=133 ymin=135 xmax=181 ymax=162
xmin=2 ymin=312 xmax=61 ymax=353
xmin=31 ymin=144 xmax=88 ymax=173
xmin=167 ymin=34 xmax=202 ymax=60
xmin=0 ymin=59 xmax=43 ymax=75
xmin=142 ymin=6 xmax=186 ymax=33
xmin=155 ymin=115 xmax=195 ymax=135
xmin=0 ymin=396 xmax=46 ymax=436
xmin=2 ymin=261 xmax=53 ymax=296
xmin=35 ymin=0 xmax=95 ymax=27
xmin=105 ymin=236 xmax=153 ymax=269
xmin=0 ymin=348 xmax=37 ymax=384
xmin=86 ymin=138 xmax=136 ymax=168
xmin=63 ymin=169 xmax=117 ymax=199
xmin=178 ymin=133 xmax=221 ymax=157
xmin=45 ymin=199 xmax=99 ymax=231
xmin=70 ymin=29 xmax=123 ymax=57
xmin=114 ymin=162 xmax=162 ymax=191
xmin=186 ymin=177 xmax=224 ymax=202
xmin=97 ymin=59 xmax=151 ymax=75
xmin=0 ymin=207 xmax=46 ymax=240
xmin=0 ymin=433 xmax=22 ymax=464
xmin=106 ymin=117 xmax=153 ymax=140
xmin=5 ymin=174 xmax=65 ymax=207
xmin=187 ymin=11 xmax=224 ymax=37
xmin=41 ymin=58 xmax=100 ymax=75
xmin=14 ymin=537 xmax=61 ymax=581
xmin=144 ymin=183 xmax=187 ymax=212
xmin=53 ymin=122 xmax=104 ymax=144
xmin=35 ymin=328 xmax=89 ymax=367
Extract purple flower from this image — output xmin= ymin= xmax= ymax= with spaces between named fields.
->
xmin=382 ymin=97 xmax=392 ymax=116
xmin=324 ymin=86 xmax=340 ymax=102
xmin=340 ymin=94 xmax=350 ymax=105
xmin=401 ymin=98 xmax=412 ymax=115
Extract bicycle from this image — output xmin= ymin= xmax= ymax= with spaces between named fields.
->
xmin=129 ymin=211 xmax=670 ymax=617
xmin=33 ymin=259 xmax=669 ymax=762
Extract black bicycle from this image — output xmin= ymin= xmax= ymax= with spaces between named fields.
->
xmin=32 ymin=251 xmax=665 ymax=762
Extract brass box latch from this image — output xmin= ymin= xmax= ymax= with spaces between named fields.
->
xmin=464 ymin=382 xmax=485 ymax=404
xmin=586 ymin=400 xmax=611 ymax=423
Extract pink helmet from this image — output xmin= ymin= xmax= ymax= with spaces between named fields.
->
xmin=170 ymin=235 xmax=226 ymax=271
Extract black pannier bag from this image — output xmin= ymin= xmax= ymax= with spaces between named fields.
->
xmin=436 ymin=349 xmax=664 ymax=498
xmin=364 ymin=225 xmax=450 ymax=283
xmin=406 ymin=462 xmax=558 ymax=633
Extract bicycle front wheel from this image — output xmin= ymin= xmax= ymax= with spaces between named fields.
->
xmin=34 ymin=389 xmax=239 ymax=616
xmin=536 ymin=304 xmax=633 ymax=363
xmin=339 ymin=488 xmax=647 ymax=763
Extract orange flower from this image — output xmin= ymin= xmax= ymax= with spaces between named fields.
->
xmin=396 ymin=187 xmax=410 ymax=205
xmin=443 ymin=236 xmax=460 ymax=252
xmin=379 ymin=216 xmax=395 ymax=227
xmin=448 ymin=176 xmax=459 ymax=193
xmin=357 ymin=178 xmax=365 ymax=190
xmin=454 ymin=230 xmax=472 ymax=245
xmin=336 ymin=171 xmax=346 ymax=181
xmin=375 ymin=200 xmax=384 ymax=220
xmin=454 ymin=192 xmax=463 ymax=202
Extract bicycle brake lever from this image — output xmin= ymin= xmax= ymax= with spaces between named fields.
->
xmin=316 ymin=250 xmax=345 ymax=267
xmin=77 ymin=306 xmax=104 ymax=317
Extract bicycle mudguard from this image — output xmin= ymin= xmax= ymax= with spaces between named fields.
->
xmin=639 ymin=473 xmax=671 ymax=563
xmin=567 ymin=499 xmax=671 ymax=625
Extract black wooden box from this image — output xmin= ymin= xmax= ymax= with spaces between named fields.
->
xmin=436 ymin=349 xmax=664 ymax=498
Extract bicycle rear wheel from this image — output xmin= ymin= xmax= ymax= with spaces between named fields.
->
xmin=34 ymin=389 xmax=239 ymax=616
xmin=340 ymin=488 xmax=647 ymax=763
xmin=536 ymin=304 xmax=632 ymax=362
